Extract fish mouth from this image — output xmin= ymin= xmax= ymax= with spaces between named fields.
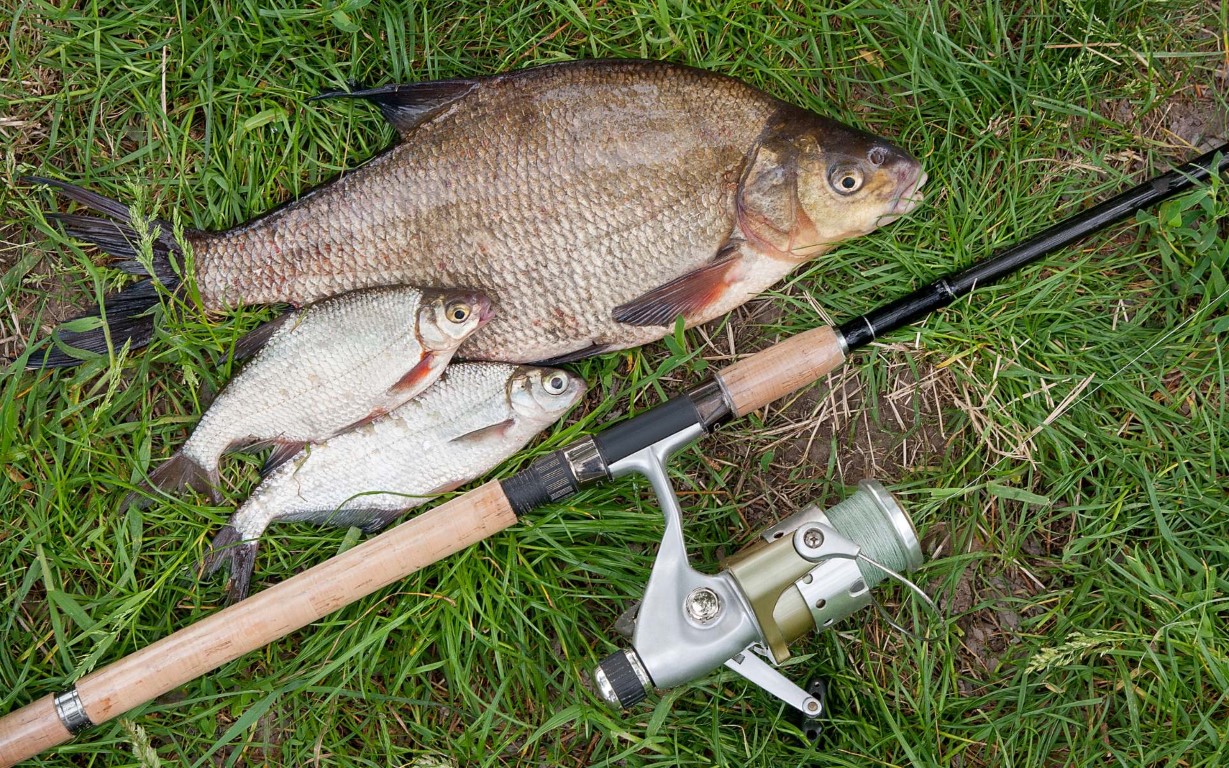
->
xmin=479 ymin=299 xmax=498 ymax=324
xmin=878 ymin=166 xmax=928 ymax=226
xmin=473 ymin=295 xmax=496 ymax=325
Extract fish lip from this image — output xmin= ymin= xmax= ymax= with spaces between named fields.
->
xmin=479 ymin=299 xmax=498 ymax=324
xmin=474 ymin=295 xmax=496 ymax=325
xmin=879 ymin=166 xmax=928 ymax=226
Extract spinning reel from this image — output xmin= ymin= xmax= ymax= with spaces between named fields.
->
xmin=589 ymin=425 xmax=923 ymax=724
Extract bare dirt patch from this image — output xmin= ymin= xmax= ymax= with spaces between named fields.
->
xmin=1 ymin=15 xmax=78 ymax=364
xmin=688 ymin=296 xmax=957 ymax=532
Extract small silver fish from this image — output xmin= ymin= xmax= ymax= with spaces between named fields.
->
xmin=142 ymin=286 xmax=493 ymax=502
xmin=204 ymin=363 xmax=585 ymax=601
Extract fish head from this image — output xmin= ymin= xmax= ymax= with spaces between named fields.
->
xmin=740 ymin=114 xmax=925 ymax=261
xmin=417 ymin=288 xmax=495 ymax=350
xmin=507 ymin=366 xmax=587 ymax=425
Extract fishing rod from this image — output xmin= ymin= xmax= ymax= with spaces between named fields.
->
xmin=2 ymin=143 xmax=1225 ymax=766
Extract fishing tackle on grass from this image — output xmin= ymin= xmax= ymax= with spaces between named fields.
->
xmin=1 ymin=144 xmax=1225 ymax=766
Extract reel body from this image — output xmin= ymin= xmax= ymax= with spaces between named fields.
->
xmin=591 ymin=428 xmax=922 ymax=718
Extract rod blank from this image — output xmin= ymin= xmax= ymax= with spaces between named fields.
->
xmin=839 ymin=142 xmax=1229 ymax=349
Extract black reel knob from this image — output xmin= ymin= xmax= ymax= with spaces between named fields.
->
xmin=792 ymin=677 xmax=830 ymax=744
xmin=593 ymin=649 xmax=652 ymax=709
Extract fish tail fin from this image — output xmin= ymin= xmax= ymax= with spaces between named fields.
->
xmin=202 ymin=525 xmax=259 ymax=603
xmin=127 ymin=450 xmax=222 ymax=507
xmin=22 ymin=176 xmax=187 ymax=368
xmin=31 ymin=280 xmax=161 ymax=368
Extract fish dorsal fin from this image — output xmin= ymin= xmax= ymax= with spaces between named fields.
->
xmin=312 ymin=80 xmax=478 ymax=137
xmin=611 ymin=251 xmax=741 ymax=327
xmin=449 ymin=418 xmax=515 ymax=446
xmin=233 ymin=312 xmax=294 ymax=361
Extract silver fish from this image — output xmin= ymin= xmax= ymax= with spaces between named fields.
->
xmin=141 ymin=286 xmax=493 ymax=502
xmin=204 ymin=363 xmax=585 ymax=601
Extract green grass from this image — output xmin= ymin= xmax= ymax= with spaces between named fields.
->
xmin=2 ymin=1 xmax=1227 ymax=766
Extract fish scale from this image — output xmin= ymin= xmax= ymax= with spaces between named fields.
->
xmin=205 ymin=362 xmax=586 ymax=601
xmin=137 ymin=285 xmax=492 ymax=502
xmin=191 ymin=62 xmax=912 ymax=363
xmin=29 ymin=60 xmax=924 ymax=368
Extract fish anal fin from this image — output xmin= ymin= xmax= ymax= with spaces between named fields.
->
xmin=354 ymin=479 xmax=464 ymax=534
xmin=612 ymin=254 xmax=741 ymax=327
xmin=311 ymin=81 xmax=478 ymax=137
xmin=533 ymin=343 xmax=612 ymax=366
xmin=202 ymin=525 xmax=259 ymax=604
xmin=233 ymin=312 xmax=294 ymax=361
xmin=358 ymin=508 xmax=411 ymax=535
xmin=450 ymin=418 xmax=514 ymax=446
xmin=389 ymin=352 xmax=437 ymax=396
xmin=263 ymin=440 xmax=308 ymax=476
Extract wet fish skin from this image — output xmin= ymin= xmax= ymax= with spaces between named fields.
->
xmin=30 ymin=60 xmax=924 ymax=367
xmin=141 ymin=285 xmax=493 ymax=503
xmin=204 ymin=363 xmax=585 ymax=601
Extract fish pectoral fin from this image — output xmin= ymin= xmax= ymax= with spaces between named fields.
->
xmin=232 ymin=311 xmax=295 ymax=361
xmin=611 ymin=254 xmax=740 ymax=327
xmin=449 ymin=418 xmax=515 ymax=445
xmin=262 ymin=440 xmax=309 ymax=477
xmin=311 ymin=80 xmax=478 ymax=137
xmin=388 ymin=352 xmax=438 ymax=396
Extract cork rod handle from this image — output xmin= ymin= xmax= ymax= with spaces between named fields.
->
xmin=716 ymin=325 xmax=847 ymax=417
xmin=0 ymin=481 xmax=518 ymax=768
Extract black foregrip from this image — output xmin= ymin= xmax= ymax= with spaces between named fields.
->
xmin=593 ymin=395 xmax=703 ymax=466
xmin=501 ymin=389 xmax=724 ymax=516
xmin=500 ymin=451 xmax=579 ymax=517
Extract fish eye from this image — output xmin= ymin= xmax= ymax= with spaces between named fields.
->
xmin=543 ymin=373 xmax=568 ymax=395
xmin=446 ymin=301 xmax=471 ymax=323
xmin=829 ymin=164 xmax=864 ymax=196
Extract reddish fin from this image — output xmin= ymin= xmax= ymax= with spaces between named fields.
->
xmin=262 ymin=441 xmax=308 ymax=476
xmin=390 ymin=352 xmax=437 ymax=395
xmin=233 ymin=312 xmax=293 ymax=361
xmin=612 ymin=255 xmax=739 ymax=327
xmin=311 ymin=80 xmax=478 ymax=137
xmin=449 ymin=418 xmax=514 ymax=445
xmin=202 ymin=525 xmax=259 ymax=604
xmin=127 ymin=450 xmax=221 ymax=507
xmin=322 ymin=404 xmax=391 ymax=448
